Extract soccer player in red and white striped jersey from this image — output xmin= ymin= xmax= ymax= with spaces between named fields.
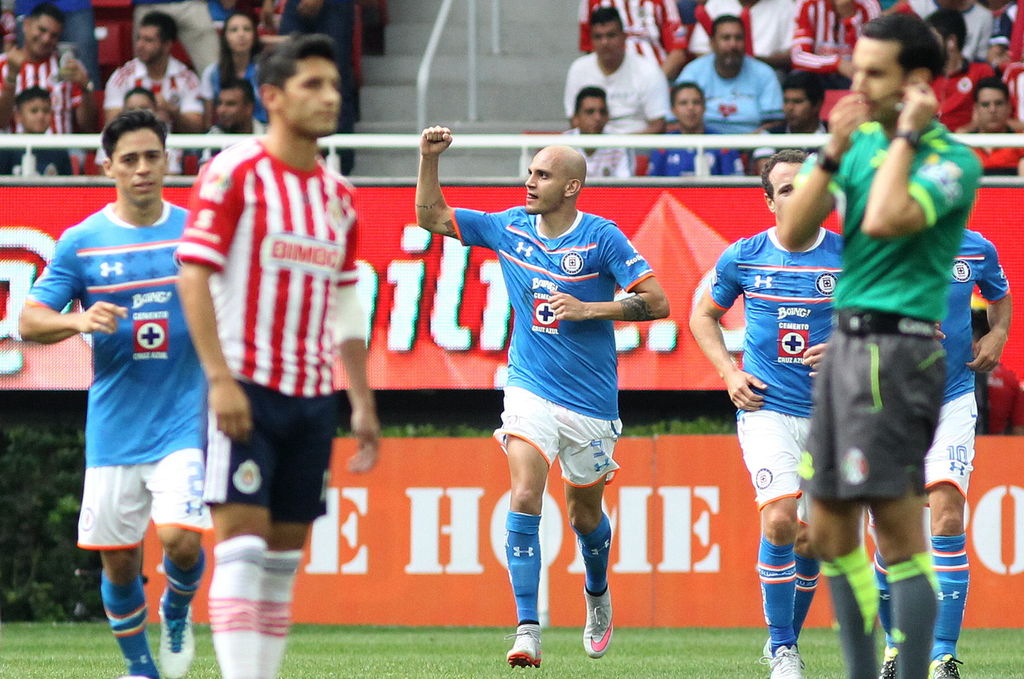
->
xmin=578 ymin=0 xmax=688 ymax=79
xmin=0 ymin=3 xmax=97 ymax=133
xmin=177 ymin=33 xmax=379 ymax=679
xmin=791 ymin=0 xmax=880 ymax=80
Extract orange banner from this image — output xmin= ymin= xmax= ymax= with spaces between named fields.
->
xmin=141 ymin=435 xmax=1024 ymax=627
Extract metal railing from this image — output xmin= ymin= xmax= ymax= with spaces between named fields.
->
xmin=2 ymin=132 xmax=1024 ymax=180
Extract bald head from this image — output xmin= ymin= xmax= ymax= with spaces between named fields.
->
xmin=533 ymin=145 xmax=587 ymax=184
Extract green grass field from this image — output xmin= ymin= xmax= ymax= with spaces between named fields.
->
xmin=0 ymin=624 xmax=1020 ymax=679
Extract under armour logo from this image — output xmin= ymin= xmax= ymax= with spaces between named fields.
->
xmin=937 ymin=590 xmax=961 ymax=600
xmin=516 ymin=241 xmax=534 ymax=258
xmin=512 ymin=546 xmax=534 ymax=558
xmin=99 ymin=261 xmax=124 ymax=277
xmin=754 ymin=274 xmax=773 ymax=288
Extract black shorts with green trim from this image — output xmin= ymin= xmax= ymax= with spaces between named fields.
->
xmin=803 ymin=311 xmax=946 ymax=501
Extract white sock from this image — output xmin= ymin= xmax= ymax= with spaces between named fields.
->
xmin=210 ymin=535 xmax=266 ymax=679
xmin=258 ymin=550 xmax=301 ymax=679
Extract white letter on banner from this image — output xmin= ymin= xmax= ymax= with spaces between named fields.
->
xmin=479 ymin=259 xmax=511 ymax=351
xmin=692 ymin=486 xmax=720 ymax=572
xmin=405 ymin=488 xmax=486 ymax=574
xmin=613 ymin=487 xmax=654 ymax=573
xmin=305 ymin=488 xmax=369 ymax=574
xmin=430 ymin=237 xmax=472 ymax=350
xmin=387 ymin=261 xmax=424 ymax=351
xmin=655 ymin=486 xmax=721 ymax=573
xmin=340 ymin=488 xmax=369 ymax=574
xmin=972 ymin=485 xmax=1024 ymax=575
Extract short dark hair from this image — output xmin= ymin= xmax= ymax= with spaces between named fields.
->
xmin=861 ymin=14 xmax=944 ymax=78
xmin=926 ymin=8 xmax=967 ymax=53
xmin=220 ymin=77 xmax=256 ymax=106
xmin=28 ymin=2 xmax=64 ymax=24
xmin=124 ymin=86 xmax=157 ymax=106
xmin=711 ymin=14 xmax=744 ymax=39
xmin=140 ymin=11 xmax=178 ymax=43
xmin=761 ymin=149 xmax=807 ymax=199
xmin=781 ymin=71 xmax=825 ymax=106
xmin=258 ymin=33 xmax=337 ymax=89
xmin=590 ymin=6 xmax=623 ymax=30
xmin=101 ymin=109 xmax=167 ymax=157
xmin=15 ymin=86 xmax=51 ymax=109
xmin=574 ymin=86 xmax=607 ymax=114
xmin=974 ymin=76 xmax=1010 ymax=102
xmin=671 ymin=81 xmax=705 ymax=103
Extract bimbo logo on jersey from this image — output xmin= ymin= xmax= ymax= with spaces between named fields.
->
xmin=262 ymin=233 xmax=345 ymax=276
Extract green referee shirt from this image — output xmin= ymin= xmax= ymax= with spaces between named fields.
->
xmin=801 ymin=120 xmax=981 ymax=322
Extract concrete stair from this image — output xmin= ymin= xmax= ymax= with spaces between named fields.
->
xmin=352 ymin=0 xmax=578 ymax=178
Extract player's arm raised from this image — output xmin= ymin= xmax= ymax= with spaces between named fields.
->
xmin=415 ymin=126 xmax=459 ymax=238
xmin=549 ymin=275 xmax=669 ymax=322
xmin=689 ymin=291 xmax=766 ymax=411
xmin=19 ymin=300 xmax=127 ymax=344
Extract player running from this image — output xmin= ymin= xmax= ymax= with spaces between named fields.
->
xmin=20 ymin=109 xmax=208 ymax=679
xmin=415 ymin=125 xmax=669 ymax=668
xmin=691 ymin=149 xmax=839 ymax=679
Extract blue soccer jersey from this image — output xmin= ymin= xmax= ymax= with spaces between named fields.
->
xmin=453 ymin=207 xmax=653 ymax=420
xmin=28 ymin=203 xmax=206 ymax=468
xmin=710 ymin=227 xmax=843 ymax=418
xmin=940 ymin=229 xmax=1010 ymax=403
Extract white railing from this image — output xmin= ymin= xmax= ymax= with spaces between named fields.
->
xmin=2 ymin=132 xmax=1024 ymax=180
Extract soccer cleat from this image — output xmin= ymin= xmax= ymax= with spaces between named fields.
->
xmin=878 ymin=646 xmax=898 ymax=679
xmin=159 ymin=607 xmax=195 ymax=679
xmin=931 ymin=654 xmax=963 ymax=679
xmin=583 ymin=587 xmax=613 ymax=659
xmin=766 ymin=645 xmax=804 ymax=679
xmin=506 ymin=623 xmax=541 ymax=668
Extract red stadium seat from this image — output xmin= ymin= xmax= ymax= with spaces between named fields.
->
xmin=96 ymin=19 xmax=132 ymax=82
xmin=821 ymin=89 xmax=850 ymax=120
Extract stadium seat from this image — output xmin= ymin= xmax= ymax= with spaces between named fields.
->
xmin=821 ymin=89 xmax=850 ymax=120
xmin=95 ymin=20 xmax=132 ymax=82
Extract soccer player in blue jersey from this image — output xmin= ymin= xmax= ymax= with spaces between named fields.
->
xmin=415 ymin=125 xmax=669 ymax=668
xmin=874 ymin=232 xmax=1011 ymax=679
xmin=19 ymin=110 xmax=208 ymax=679
xmin=690 ymin=149 xmax=841 ymax=679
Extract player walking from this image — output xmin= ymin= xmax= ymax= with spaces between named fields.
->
xmin=177 ymin=33 xmax=379 ymax=679
xmin=20 ymin=109 xmax=208 ymax=679
xmin=876 ymin=230 xmax=1011 ymax=679
xmin=416 ymin=126 xmax=669 ymax=668
xmin=691 ymin=149 xmax=838 ymax=679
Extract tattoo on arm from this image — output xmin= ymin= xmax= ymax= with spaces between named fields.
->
xmin=415 ymin=202 xmax=435 ymax=210
xmin=440 ymin=220 xmax=457 ymax=238
xmin=620 ymin=294 xmax=654 ymax=321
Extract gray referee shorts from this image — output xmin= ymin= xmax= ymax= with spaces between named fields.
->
xmin=804 ymin=326 xmax=946 ymax=501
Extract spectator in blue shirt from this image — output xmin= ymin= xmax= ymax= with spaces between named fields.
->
xmin=647 ymin=81 xmax=745 ymax=175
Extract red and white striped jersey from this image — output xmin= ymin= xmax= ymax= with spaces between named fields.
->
xmin=578 ymin=0 xmax=687 ymax=65
xmin=0 ymin=53 xmax=82 ymax=133
xmin=178 ymin=139 xmax=360 ymax=397
xmin=1003 ymin=61 xmax=1024 ymax=118
xmin=103 ymin=57 xmax=203 ymax=116
xmin=791 ymin=0 xmax=880 ymax=74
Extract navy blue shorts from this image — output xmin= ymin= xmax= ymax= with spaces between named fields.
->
xmin=204 ymin=381 xmax=337 ymax=523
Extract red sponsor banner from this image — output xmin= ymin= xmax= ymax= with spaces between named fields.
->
xmin=1 ymin=185 xmax=1023 ymax=390
xmin=140 ymin=435 xmax=1024 ymax=627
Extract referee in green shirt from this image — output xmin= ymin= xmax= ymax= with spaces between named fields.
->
xmin=778 ymin=14 xmax=981 ymax=679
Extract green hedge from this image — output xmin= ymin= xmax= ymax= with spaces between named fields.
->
xmin=0 ymin=426 xmax=101 ymax=622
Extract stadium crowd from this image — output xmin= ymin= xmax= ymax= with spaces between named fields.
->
xmin=4 ymin=0 xmax=1024 ymax=176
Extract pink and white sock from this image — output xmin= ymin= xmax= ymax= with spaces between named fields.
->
xmin=209 ymin=535 xmax=267 ymax=679
xmin=257 ymin=550 xmax=301 ymax=679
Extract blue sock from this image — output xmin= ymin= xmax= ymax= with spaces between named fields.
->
xmin=874 ymin=550 xmax=894 ymax=647
xmin=932 ymin=534 xmax=969 ymax=660
xmin=162 ymin=548 xmax=205 ymax=621
xmin=101 ymin=572 xmax=159 ymax=678
xmin=758 ymin=536 xmax=797 ymax=652
xmin=793 ymin=553 xmax=819 ymax=639
xmin=505 ymin=511 xmax=541 ymax=625
xmin=574 ymin=513 xmax=611 ymax=595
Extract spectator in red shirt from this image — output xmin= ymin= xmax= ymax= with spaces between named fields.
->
xmin=956 ymin=77 xmax=1024 ymax=174
xmin=928 ymin=8 xmax=995 ymax=130
xmin=579 ymin=0 xmax=689 ymax=80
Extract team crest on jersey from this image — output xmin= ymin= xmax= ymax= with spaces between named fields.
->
xmin=233 ymin=459 xmax=262 ymax=494
xmin=561 ymin=251 xmax=585 ymax=275
xmin=951 ymin=259 xmax=972 ymax=282
xmin=841 ymin=447 xmax=869 ymax=485
xmin=755 ymin=468 xmax=773 ymax=490
xmin=198 ymin=172 xmax=232 ymax=204
xmin=532 ymin=293 xmax=559 ymax=334
xmin=133 ymin=313 xmax=169 ymax=359
xmin=815 ymin=272 xmax=837 ymax=296
xmin=778 ymin=324 xmax=809 ymax=362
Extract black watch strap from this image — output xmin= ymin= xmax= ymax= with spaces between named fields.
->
xmin=817 ymin=150 xmax=841 ymax=174
xmin=894 ymin=129 xmax=923 ymax=150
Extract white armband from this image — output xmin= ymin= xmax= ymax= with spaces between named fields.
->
xmin=329 ymin=284 xmax=366 ymax=343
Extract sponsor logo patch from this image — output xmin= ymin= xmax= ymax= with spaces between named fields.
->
xmin=133 ymin=315 xmax=168 ymax=359
xmin=778 ymin=324 xmax=809 ymax=362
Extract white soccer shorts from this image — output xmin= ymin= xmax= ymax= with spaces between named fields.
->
xmin=494 ymin=386 xmax=621 ymax=487
xmin=78 ymin=448 xmax=211 ymax=549
xmin=924 ymin=391 xmax=977 ymax=495
xmin=737 ymin=409 xmax=811 ymax=516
